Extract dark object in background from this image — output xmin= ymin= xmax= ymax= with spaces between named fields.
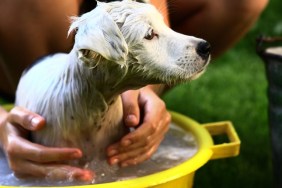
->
xmin=257 ymin=36 xmax=282 ymax=188
xmin=79 ymin=0 xmax=148 ymax=15
xmin=79 ymin=0 xmax=97 ymax=15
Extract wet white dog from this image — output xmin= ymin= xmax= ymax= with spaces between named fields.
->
xmin=16 ymin=0 xmax=210 ymax=173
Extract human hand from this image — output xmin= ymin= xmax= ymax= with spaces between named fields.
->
xmin=107 ymin=86 xmax=171 ymax=167
xmin=0 ymin=106 xmax=94 ymax=181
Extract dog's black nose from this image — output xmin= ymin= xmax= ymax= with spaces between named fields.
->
xmin=196 ymin=41 xmax=211 ymax=59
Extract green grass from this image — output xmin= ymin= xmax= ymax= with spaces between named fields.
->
xmin=0 ymin=98 xmax=8 ymax=105
xmin=162 ymin=0 xmax=282 ymax=187
xmin=163 ymin=50 xmax=272 ymax=188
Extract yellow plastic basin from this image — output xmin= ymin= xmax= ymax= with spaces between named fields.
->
xmin=0 ymin=108 xmax=240 ymax=188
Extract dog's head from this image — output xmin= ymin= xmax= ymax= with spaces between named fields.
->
xmin=69 ymin=0 xmax=210 ymax=88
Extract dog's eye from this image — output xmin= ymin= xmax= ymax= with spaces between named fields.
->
xmin=144 ymin=29 xmax=158 ymax=40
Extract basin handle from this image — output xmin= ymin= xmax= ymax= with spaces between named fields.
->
xmin=202 ymin=121 xmax=241 ymax=160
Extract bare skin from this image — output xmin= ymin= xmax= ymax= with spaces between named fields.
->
xmin=0 ymin=0 xmax=268 ymax=181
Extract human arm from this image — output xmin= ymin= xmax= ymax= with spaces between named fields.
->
xmin=150 ymin=0 xmax=170 ymax=26
xmin=107 ymin=85 xmax=171 ymax=167
xmin=0 ymin=106 xmax=94 ymax=181
xmin=167 ymin=0 xmax=268 ymax=58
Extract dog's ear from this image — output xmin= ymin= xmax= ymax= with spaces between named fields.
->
xmin=68 ymin=5 xmax=128 ymax=67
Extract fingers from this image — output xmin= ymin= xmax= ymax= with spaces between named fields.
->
xmin=119 ymin=139 xmax=162 ymax=167
xmin=107 ymin=119 xmax=169 ymax=165
xmin=108 ymin=87 xmax=171 ymax=167
xmin=120 ymin=93 xmax=170 ymax=150
xmin=2 ymin=106 xmax=94 ymax=182
xmin=44 ymin=165 xmax=94 ymax=182
xmin=8 ymin=106 xmax=45 ymax=131
xmin=6 ymin=106 xmax=80 ymax=163
xmin=121 ymin=90 xmax=140 ymax=127
xmin=108 ymin=137 xmax=162 ymax=167
xmin=13 ymin=161 xmax=94 ymax=182
xmin=125 ymin=117 xmax=170 ymax=151
xmin=6 ymin=135 xmax=82 ymax=163
xmin=119 ymin=121 xmax=161 ymax=149
xmin=6 ymin=135 xmax=94 ymax=182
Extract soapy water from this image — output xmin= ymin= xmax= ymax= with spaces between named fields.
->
xmin=0 ymin=123 xmax=198 ymax=186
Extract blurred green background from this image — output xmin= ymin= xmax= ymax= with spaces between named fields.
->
xmin=162 ymin=0 xmax=282 ymax=187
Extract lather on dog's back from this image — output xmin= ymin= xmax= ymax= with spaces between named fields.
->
xmin=16 ymin=0 xmax=210 ymax=178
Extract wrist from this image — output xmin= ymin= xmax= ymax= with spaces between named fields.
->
xmin=145 ymin=84 xmax=165 ymax=95
xmin=150 ymin=0 xmax=170 ymax=26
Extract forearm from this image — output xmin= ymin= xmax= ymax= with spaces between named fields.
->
xmin=0 ymin=106 xmax=8 ymax=150
xmin=145 ymin=84 xmax=172 ymax=96
xmin=167 ymin=0 xmax=268 ymax=58
xmin=150 ymin=0 xmax=170 ymax=26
